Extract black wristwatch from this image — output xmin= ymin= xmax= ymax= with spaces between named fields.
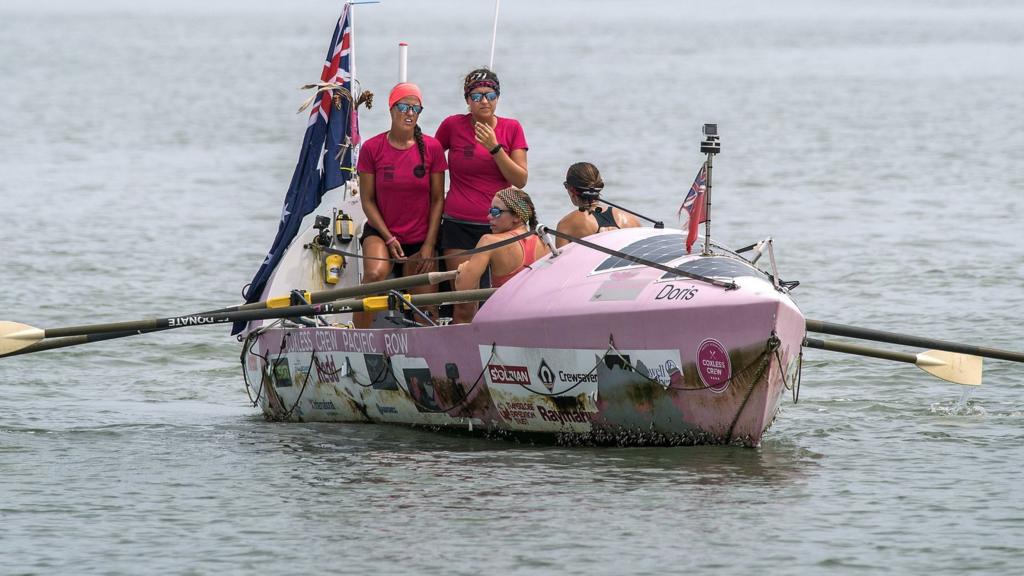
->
xmin=489 ymin=144 xmax=502 ymax=155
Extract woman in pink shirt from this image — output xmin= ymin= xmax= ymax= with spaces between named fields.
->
xmin=435 ymin=68 xmax=529 ymax=279
xmin=354 ymin=82 xmax=447 ymax=328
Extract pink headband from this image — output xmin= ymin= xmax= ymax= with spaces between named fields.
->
xmin=388 ymin=82 xmax=423 ymax=108
xmin=464 ymin=80 xmax=499 ymax=98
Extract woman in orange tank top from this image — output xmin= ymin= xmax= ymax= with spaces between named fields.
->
xmin=454 ymin=187 xmax=548 ymax=323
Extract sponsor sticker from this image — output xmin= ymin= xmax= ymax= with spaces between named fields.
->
xmin=536 ymin=405 xmax=593 ymax=424
xmin=315 ymin=355 xmax=343 ymax=383
xmin=402 ymin=367 xmax=441 ymax=411
xmin=496 ymin=400 xmax=538 ymax=425
xmin=310 ymin=399 xmax=337 ymax=411
xmin=487 ymin=364 xmax=531 ymax=386
xmin=364 ymin=353 xmax=399 ymax=390
xmin=537 ymin=359 xmax=555 ymax=391
xmin=272 ymin=358 xmax=293 ymax=388
xmin=697 ymin=339 xmax=732 ymax=393
xmin=638 ymin=358 xmax=681 ymax=387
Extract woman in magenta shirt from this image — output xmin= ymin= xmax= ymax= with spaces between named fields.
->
xmin=435 ymin=68 xmax=528 ymax=278
xmin=354 ymin=82 xmax=446 ymax=328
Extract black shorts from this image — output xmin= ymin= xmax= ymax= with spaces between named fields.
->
xmin=360 ymin=224 xmax=427 ymax=276
xmin=439 ymin=216 xmax=491 ymax=252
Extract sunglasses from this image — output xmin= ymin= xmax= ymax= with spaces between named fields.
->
xmin=487 ymin=207 xmax=509 ymax=218
xmin=565 ymin=182 xmax=603 ymax=195
xmin=468 ymin=91 xmax=499 ymax=103
xmin=393 ymin=102 xmax=423 ymax=114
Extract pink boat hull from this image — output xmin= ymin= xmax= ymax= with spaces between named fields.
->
xmin=242 ymin=228 xmax=805 ymax=446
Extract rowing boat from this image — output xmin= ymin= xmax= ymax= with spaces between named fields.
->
xmin=239 ymin=187 xmax=805 ymax=446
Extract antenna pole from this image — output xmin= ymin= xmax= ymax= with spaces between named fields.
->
xmin=702 ymin=156 xmax=713 ymax=255
xmin=398 ymin=42 xmax=408 ymax=82
xmin=698 ymin=123 xmax=721 ymax=256
xmin=488 ymin=0 xmax=501 ymax=70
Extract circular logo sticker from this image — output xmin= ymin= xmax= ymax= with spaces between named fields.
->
xmin=696 ymin=339 xmax=732 ymax=393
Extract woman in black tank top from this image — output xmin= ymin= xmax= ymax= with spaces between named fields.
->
xmin=555 ymin=162 xmax=641 ymax=248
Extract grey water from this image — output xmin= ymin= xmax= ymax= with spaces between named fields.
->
xmin=2 ymin=0 xmax=1023 ymax=573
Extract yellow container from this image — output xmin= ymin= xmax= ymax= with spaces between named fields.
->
xmin=325 ymin=253 xmax=343 ymax=284
xmin=335 ymin=212 xmax=354 ymax=243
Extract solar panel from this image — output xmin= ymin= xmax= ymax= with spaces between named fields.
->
xmin=593 ymin=234 xmax=767 ymax=281
xmin=658 ymin=257 xmax=763 ymax=280
xmin=594 ymin=235 xmax=688 ymax=272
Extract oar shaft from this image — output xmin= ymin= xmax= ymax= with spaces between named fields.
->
xmin=29 ymin=288 xmax=494 ymax=343
xmin=403 ymin=288 xmax=495 ymax=307
xmin=803 ymin=337 xmax=918 ymax=365
xmin=2 ymin=289 xmax=493 ymax=356
xmin=806 ymin=319 xmax=1024 ymax=363
xmin=40 ymin=271 xmax=458 ymax=339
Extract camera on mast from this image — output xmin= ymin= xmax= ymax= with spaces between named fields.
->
xmin=700 ymin=123 xmax=720 ymax=155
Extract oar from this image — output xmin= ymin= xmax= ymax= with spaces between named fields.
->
xmin=806 ymin=319 xmax=1024 ymax=364
xmin=1 ymin=329 xmax=173 ymax=358
xmin=0 ymin=271 xmax=458 ymax=357
xmin=803 ymin=337 xmax=982 ymax=386
xmin=0 ymin=288 xmax=495 ymax=358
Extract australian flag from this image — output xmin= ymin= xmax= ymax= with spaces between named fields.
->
xmin=678 ymin=163 xmax=707 ymax=254
xmin=234 ymin=6 xmax=358 ymax=334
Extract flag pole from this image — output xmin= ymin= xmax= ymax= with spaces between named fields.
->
xmin=349 ymin=4 xmax=356 ymax=85
xmin=346 ymin=2 xmax=357 ymax=202
xmin=699 ymin=124 xmax=720 ymax=256
xmin=488 ymin=0 xmax=501 ymax=70
xmin=345 ymin=1 xmax=378 ymax=199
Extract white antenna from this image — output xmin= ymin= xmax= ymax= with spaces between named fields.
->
xmin=398 ymin=42 xmax=408 ymax=82
xmin=488 ymin=0 xmax=501 ymax=70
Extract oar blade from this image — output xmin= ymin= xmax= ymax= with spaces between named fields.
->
xmin=0 ymin=321 xmax=45 ymax=356
xmin=916 ymin=350 xmax=982 ymax=386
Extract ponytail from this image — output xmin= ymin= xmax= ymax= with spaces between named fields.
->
xmin=412 ymin=124 xmax=426 ymax=178
xmin=565 ymin=162 xmax=604 ymax=205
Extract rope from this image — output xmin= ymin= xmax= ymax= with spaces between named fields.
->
xmin=588 ymin=333 xmax=784 ymax=441
xmin=239 ymin=327 xmax=314 ymax=419
xmin=281 ymin=349 xmax=314 ymax=420
xmin=344 ymin=345 xmax=497 ymax=414
xmin=404 ymin=363 xmax=488 ymax=415
xmin=544 ymin=227 xmax=738 ymax=290
xmin=725 ymin=335 xmax=781 ymax=441
xmin=602 ymin=333 xmax=778 ymax=393
xmin=791 ymin=348 xmax=803 ymax=403
xmin=488 ymin=345 xmax=596 ymax=398
xmin=309 ymin=352 xmax=371 ymax=420
xmin=239 ymin=319 xmax=285 ymax=407
xmin=240 ymin=331 xmax=267 ymax=407
xmin=602 ymin=336 xmax=712 ymax=391
xmin=766 ymin=340 xmax=803 ymax=404
xmin=349 ymin=355 xmax=393 ymax=389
